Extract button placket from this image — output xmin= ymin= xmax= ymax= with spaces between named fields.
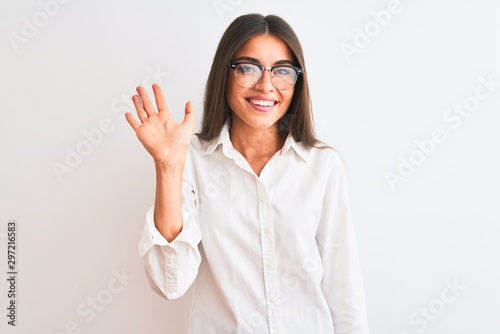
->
xmin=256 ymin=180 xmax=282 ymax=334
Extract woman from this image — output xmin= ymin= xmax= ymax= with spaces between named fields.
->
xmin=126 ymin=13 xmax=369 ymax=334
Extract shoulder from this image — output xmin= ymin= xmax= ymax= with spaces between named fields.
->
xmin=184 ymin=134 xmax=228 ymax=170
xmin=187 ymin=135 xmax=219 ymax=156
xmin=183 ymin=136 xmax=210 ymax=175
xmin=303 ymin=142 xmax=344 ymax=169
xmin=189 ymin=135 xmax=209 ymax=153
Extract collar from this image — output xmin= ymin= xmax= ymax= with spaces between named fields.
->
xmin=280 ymin=133 xmax=310 ymax=162
xmin=201 ymin=121 xmax=310 ymax=162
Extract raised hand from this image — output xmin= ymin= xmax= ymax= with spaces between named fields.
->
xmin=125 ymin=84 xmax=195 ymax=167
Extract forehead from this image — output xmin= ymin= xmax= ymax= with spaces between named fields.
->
xmin=233 ymin=34 xmax=293 ymax=63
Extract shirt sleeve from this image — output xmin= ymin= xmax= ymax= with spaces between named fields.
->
xmin=316 ymin=152 xmax=369 ymax=334
xmin=137 ymin=179 xmax=202 ymax=300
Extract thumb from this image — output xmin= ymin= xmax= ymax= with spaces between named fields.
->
xmin=182 ymin=101 xmax=195 ymax=125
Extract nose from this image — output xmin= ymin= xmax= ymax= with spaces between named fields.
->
xmin=255 ymin=68 xmax=274 ymax=92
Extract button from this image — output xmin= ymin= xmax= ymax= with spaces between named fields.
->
xmin=259 ymin=196 xmax=266 ymax=202
xmin=264 ymin=227 xmax=270 ymax=235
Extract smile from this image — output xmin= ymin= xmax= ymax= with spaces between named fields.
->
xmin=247 ymin=98 xmax=278 ymax=107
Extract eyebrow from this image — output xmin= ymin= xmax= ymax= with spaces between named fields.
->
xmin=232 ymin=56 xmax=294 ymax=66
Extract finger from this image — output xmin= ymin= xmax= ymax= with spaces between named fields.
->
xmin=125 ymin=112 xmax=141 ymax=131
xmin=136 ymin=86 xmax=156 ymax=117
xmin=132 ymin=95 xmax=148 ymax=123
xmin=182 ymin=101 xmax=195 ymax=126
xmin=152 ymin=84 xmax=171 ymax=118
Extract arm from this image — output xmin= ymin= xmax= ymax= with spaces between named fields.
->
xmin=125 ymin=84 xmax=194 ymax=242
xmin=153 ymin=161 xmax=184 ymax=242
xmin=127 ymin=84 xmax=201 ymax=299
xmin=317 ymin=152 xmax=369 ymax=334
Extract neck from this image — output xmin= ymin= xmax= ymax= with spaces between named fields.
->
xmin=229 ymin=119 xmax=285 ymax=162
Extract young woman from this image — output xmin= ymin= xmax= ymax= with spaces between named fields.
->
xmin=126 ymin=13 xmax=369 ymax=334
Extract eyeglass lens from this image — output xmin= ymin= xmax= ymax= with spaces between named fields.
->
xmin=234 ymin=63 xmax=298 ymax=90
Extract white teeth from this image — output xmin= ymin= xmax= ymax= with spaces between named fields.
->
xmin=250 ymin=99 xmax=275 ymax=107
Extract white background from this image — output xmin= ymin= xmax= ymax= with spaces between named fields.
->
xmin=1 ymin=0 xmax=499 ymax=333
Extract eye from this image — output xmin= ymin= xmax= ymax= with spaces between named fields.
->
xmin=274 ymin=67 xmax=294 ymax=76
xmin=237 ymin=64 xmax=259 ymax=74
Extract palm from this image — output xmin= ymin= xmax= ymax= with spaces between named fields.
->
xmin=125 ymin=84 xmax=195 ymax=164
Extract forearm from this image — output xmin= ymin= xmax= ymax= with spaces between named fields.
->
xmin=153 ymin=159 xmax=185 ymax=242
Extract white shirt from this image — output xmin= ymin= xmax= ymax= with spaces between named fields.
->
xmin=138 ymin=123 xmax=369 ymax=334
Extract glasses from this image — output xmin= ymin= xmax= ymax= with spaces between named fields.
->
xmin=229 ymin=62 xmax=302 ymax=91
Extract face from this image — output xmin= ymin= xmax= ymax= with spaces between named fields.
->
xmin=227 ymin=34 xmax=295 ymax=133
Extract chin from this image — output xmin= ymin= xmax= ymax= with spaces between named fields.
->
xmin=237 ymin=113 xmax=284 ymax=131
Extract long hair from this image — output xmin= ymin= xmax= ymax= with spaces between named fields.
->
xmin=197 ymin=13 xmax=321 ymax=148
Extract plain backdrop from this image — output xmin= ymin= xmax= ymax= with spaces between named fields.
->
xmin=1 ymin=0 xmax=499 ymax=333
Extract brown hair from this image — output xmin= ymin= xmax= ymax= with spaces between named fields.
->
xmin=197 ymin=13 xmax=321 ymax=148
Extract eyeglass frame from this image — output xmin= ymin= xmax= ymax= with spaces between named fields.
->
xmin=228 ymin=62 xmax=303 ymax=91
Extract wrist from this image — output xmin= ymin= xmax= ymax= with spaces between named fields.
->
xmin=154 ymin=154 xmax=186 ymax=174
